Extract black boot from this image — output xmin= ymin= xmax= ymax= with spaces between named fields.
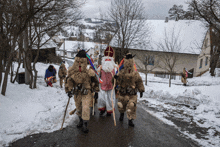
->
xmin=99 ymin=110 xmax=105 ymax=116
xmin=82 ymin=121 xmax=89 ymax=133
xmin=128 ymin=119 xmax=134 ymax=127
xmin=106 ymin=113 xmax=111 ymax=116
xmin=77 ymin=116 xmax=83 ymax=128
xmin=119 ymin=113 xmax=124 ymax=121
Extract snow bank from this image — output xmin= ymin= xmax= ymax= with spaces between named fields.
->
xmin=0 ymin=62 xmax=75 ymax=146
xmin=139 ymin=72 xmax=220 ymax=147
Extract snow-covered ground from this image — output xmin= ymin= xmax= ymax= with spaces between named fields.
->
xmin=0 ymin=62 xmax=220 ymax=147
xmin=0 ymin=62 xmax=77 ymax=146
xmin=139 ymin=73 xmax=220 ymax=147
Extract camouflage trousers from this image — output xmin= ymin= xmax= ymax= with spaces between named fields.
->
xmin=74 ymin=91 xmax=91 ymax=121
xmin=117 ymin=94 xmax=137 ymax=120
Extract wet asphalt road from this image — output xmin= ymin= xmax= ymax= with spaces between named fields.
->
xmin=11 ymin=60 xmax=200 ymax=147
xmin=10 ymin=103 xmax=199 ymax=147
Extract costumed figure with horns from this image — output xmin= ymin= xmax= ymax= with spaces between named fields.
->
xmin=65 ymin=50 xmax=99 ymax=133
xmin=113 ymin=53 xmax=144 ymax=127
xmin=58 ymin=61 xmax=67 ymax=88
xmin=97 ymin=46 xmax=118 ymax=116
xmin=181 ymin=67 xmax=190 ymax=86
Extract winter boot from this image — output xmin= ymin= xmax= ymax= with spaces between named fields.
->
xmin=77 ymin=116 xmax=83 ymax=128
xmin=82 ymin=121 xmax=89 ymax=133
xmin=99 ymin=110 xmax=105 ymax=116
xmin=106 ymin=113 xmax=111 ymax=116
xmin=119 ymin=113 xmax=124 ymax=121
xmin=128 ymin=119 xmax=134 ymax=127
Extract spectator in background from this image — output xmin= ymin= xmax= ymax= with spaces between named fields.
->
xmin=58 ymin=61 xmax=67 ymax=88
xmin=181 ymin=67 xmax=188 ymax=86
xmin=45 ymin=65 xmax=57 ymax=87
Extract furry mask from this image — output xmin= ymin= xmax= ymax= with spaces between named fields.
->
xmin=124 ymin=58 xmax=135 ymax=77
xmin=60 ymin=63 xmax=66 ymax=69
xmin=72 ymin=57 xmax=87 ymax=72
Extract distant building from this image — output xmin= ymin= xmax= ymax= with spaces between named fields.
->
xmin=110 ymin=20 xmax=207 ymax=77
xmin=32 ymin=33 xmax=58 ymax=62
xmin=58 ymin=40 xmax=107 ymax=59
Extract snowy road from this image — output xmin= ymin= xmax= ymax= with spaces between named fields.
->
xmin=10 ymin=104 xmax=199 ymax=147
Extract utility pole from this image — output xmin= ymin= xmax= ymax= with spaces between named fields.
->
xmin=63 ymin=38 xmax=65 ymax=61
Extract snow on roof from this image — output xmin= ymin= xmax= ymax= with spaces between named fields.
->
xmin=82 ymin=29 xmax=95 ymax=33
xmin=110 ymin=20 xmax=207 ymax=54
xmin=77 ymin=19 xmax=103 ymax=27
xmin=59 ymin=41 xmax=102 ymax=52
xmin=32 ymin=33 xmax=57 ymax=49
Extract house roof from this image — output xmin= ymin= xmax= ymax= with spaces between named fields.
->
xmin=110 ymin=20 xmax=207 ymax=54
xmin=59 ymin=41 xmax=106 ymax=53
xmin=32 ymin=33 xmax=57 ymax=49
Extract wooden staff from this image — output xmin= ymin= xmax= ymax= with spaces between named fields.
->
xmin=60 ymin=97 xmax=71 ymax=130
xmin=111 ymin=80 xmax=116 ymax=126
xmin=93 ymin=98 xmax=95 ymax=115
xmin=69 ymin=108 xmax=76 ymax=115
xmin=92 ymin=92 xmax=95 ymax=115
xmin=111 ymin=64 xmax=119 ymax=126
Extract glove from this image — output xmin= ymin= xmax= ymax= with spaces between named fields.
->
xmin=68 ymin=91 xmax=72 ymax=98
xmin=94 ymin=92 xmax=98 ymax=99
xmin=140 ymin=92 xmax=143 ymax=98
xmin=114 ymin=75 xmax=119 ymax=79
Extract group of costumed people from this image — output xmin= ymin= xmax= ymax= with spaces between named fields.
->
xmin=44 ymin=46 xmax=191 ymax=134
xmin=62 ymin=46 xmax=145 ymax=133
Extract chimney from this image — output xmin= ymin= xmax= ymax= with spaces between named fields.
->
xmin=165 ymin=17 xmax=168 ymax=23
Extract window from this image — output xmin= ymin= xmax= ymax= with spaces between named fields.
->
xmin=205 ymin=57 xmax=208 ymax=66
xmin=71 ymin=52 xmax=74 ymax=57
xmin=148 ymin=56 xmax=155 ymax=65
xmin=199 ymin=58 xmax=203 ymax=69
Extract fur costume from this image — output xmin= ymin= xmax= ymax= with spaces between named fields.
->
xmin=114 ymin=53 xmax=144 ymax=121
xmin=65 ymin=50 xmax=99 ymax=121
xmin=181 ymin=68 xmax=187 ymax=85
xmin=58 ymin=63 xmax=67 ymax=88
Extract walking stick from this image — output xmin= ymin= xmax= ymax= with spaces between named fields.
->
xmin=111 ymin=65 xmax=119 ymax=127
xmin=60 ymin=96 xmax=71 ymax=130
xmin=69 ymin=108 xmax=76 ymax=115
xmin=92 ymin=92 xmax=95 ymax=115
xmin=111 ymin=78 xmax=116 ymax=126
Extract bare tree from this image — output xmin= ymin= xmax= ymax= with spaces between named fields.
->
xmin=168 ymin=5 xmax=185 ymax=20
xmin=188 ymin=0 xmax=220 ymax=76
xmin=0 ymin=0 xmax=84 ymax=95
xmin=135 ymin=53 xmax=159 ymax=86
xmin=157 ymin=28 xmax=182 ymax=87
xmin=109 ymin=0 xmax=150 ymax=63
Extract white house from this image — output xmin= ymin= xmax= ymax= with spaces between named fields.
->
xmin=110 ymin=19 xmax=207 ymax=77
xmin=58 ymin=40 xmax=107 ymax=59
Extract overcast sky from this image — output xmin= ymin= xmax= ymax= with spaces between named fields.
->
xmin=81 ymin=0 xmax=188 ymax=19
